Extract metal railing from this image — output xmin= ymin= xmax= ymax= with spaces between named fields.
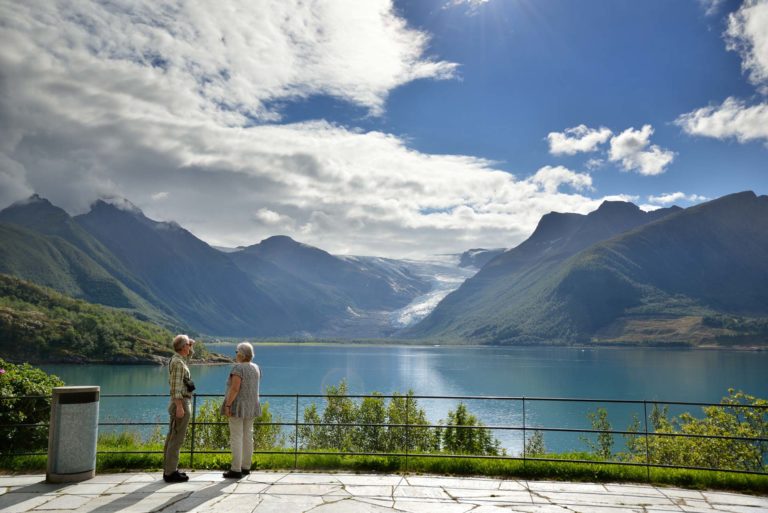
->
xmin=1 ymin=393 xmax=766 ymax=476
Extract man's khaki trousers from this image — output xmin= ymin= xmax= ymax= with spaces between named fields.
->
xmin=163 ymin=399 xmax=191 ymax=474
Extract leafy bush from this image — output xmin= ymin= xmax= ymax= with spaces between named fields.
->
xmin=190 ymin=399 xmax=283 ymax=451
xmin=624 ymin=389 xmax=767 ymax=472
xmin=0 ymin=358 xmax=64 ymax=453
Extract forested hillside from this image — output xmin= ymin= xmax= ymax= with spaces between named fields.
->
xmin=0 ymin=274 xmax=224 ymax=363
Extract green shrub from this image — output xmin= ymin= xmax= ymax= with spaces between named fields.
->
xmin=0 ymin=358 xmax=64 ymax=453
xmin=623 ymin=390 xmax=767 ymax=472
xmin=190 ymin=399 xmax=283 ymax=451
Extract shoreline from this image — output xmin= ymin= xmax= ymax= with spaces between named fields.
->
xmin=6 ymin=342 xmax=765 ymax=367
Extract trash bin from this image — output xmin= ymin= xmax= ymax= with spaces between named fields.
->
xmin=46 ymin=386 xmax=100 ymax=483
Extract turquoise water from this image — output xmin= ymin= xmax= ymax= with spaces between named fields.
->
xmin=41 ymin=345 xmax=768 ymax=453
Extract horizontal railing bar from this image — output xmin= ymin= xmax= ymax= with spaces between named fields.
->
xmin=5 ymin=393 xmax=768 ymax=410
xmin=175 ymin=420 xmax=768 ymax=443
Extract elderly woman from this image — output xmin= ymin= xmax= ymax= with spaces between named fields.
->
xmin=222 ymin=341 xmax=261 ymax=479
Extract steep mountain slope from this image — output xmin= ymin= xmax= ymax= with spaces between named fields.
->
xmin=0 ymin=222 xmax=136 ymax=308
xmin=405 ymin=198 xmax=693 ymax=342
xmin=237 ymin=236 xmax=431 ymax=311
xmin=75 ymin=200 xmax=312 ymax=336
xmin=554 ymin=191 xmax=768 ymax=342
xmin=0 ymin=196 xmax=169 ymax=318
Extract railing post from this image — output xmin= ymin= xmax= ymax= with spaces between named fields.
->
xmin=294 ymin=394 xmax=299 ymax=469
xmin=644 ymin=401 xmax=650 ymax=482
xmin=522 ymin=397 xmax=527 ymax=471
xmin=405 ymin=395 xmax=410 ymax=474
xmin=190 ymin=394 xmax=197 ymax=470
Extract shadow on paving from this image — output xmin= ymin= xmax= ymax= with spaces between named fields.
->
xmin=0 ymin=480 xmax=69 ymax=511
xmin=87 ymin=479 xmax=235 ymax=513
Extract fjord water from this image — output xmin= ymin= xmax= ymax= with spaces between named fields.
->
xmin=42 ymin=345 xmax=768 ymax=453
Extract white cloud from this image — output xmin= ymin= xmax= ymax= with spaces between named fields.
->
xmin=254 ymin=208 xmax=293 ymax=226
xmin=0 ymin=0 xmax=628 ymax=258
xmin=527 ymin=166 xmax=593 ymax=194
xmin=678 ymin=1 xmax=768 ymax=145
xmin=647 ymin=192 xmax=708 ymax=205
xmin=725 ymin=0 xmax=768 ymax=93
xmin=585 ymin=158 xmax=605 ymax=170
xmin=676 ymin=97 xmax=768 ymax=144
xmin=699 ymin=0 xmax=726 ymax=16
xmin=0 ymin=0 xmax=456 ymax=122
xmin=608 ymin=125 xmax=676 ymax=175
xmin=151 ymin=192 xmax=169 ymax=201
xmin=445 ymin=0 xmax=491 ymax=14
xmin=547 ymin=125 xmax=613 ymax=155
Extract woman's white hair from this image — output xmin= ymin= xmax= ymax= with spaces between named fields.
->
xmin=236 ymin=341 xmax=254 ymax=362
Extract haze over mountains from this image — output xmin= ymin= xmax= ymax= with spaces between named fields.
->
xmin=1 ymin=191 xmax=766 ymax=345
xmin=0 ymin=195 xmax=461 ymax=337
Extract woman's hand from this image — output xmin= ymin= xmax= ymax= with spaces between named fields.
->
xmin=224 ymin=375 xmax=241 ymax=418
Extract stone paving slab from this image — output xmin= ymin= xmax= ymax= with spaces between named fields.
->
xmin=0 ymin=471 xmax=766 ymax=512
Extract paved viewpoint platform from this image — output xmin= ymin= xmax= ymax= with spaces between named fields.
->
xmin=1 ymin=471 xmax=766 ymax=513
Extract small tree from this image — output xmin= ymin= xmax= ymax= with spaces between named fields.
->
xmin=441 ymin=402 xmax=502 ymax=456
xmin=353 ymin=393 xmax=388 ymax=453
xmin=581 ymin=407 xmax=613 ymax=460
xmin=525 ymin=430 xmax=546 ymax=457
xmin=385 ymin=391 xmax=437 ymax=453
xmin=298 ymin=381 xmax=358 ymax=452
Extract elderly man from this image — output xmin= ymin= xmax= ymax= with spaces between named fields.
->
xmin=162 ymin=334 xmax=195 ymax=483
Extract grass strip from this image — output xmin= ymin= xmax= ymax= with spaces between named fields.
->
xmin=2 ymin=444 xmax=766 ymax=494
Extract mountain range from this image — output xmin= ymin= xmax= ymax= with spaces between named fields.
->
xmin=406 ymin=191 xmax=768 ymax=345
xmin=1 ymin=191 xmax=766 ymax=345
xmin=0 ymin=196 xmax=437 ymax=337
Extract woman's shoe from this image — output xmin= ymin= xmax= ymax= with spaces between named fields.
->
xmin=163 ymin=471 xmax=189 ymax=483
xmin=222 ymin=470 xmax=243 ymax=479
xmin=240 ymin=469 xmax=250 ymax=475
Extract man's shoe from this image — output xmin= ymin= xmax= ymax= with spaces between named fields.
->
xmin=240 ymin=469 xmax=250 ymax=475
xmin=222 ymin=470 xmax=243 ymax=479
xmin=163 ymin=471 xmax=189 ymax=483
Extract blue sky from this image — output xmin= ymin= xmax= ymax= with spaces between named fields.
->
xmin=0 ymin=0 xmax=766 ymax=257
xmin=282 ymin=0 xmax=765 ymax=201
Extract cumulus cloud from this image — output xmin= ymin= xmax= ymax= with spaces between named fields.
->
xmin=527 ymin=166 xmax=593 ymax=194
xmin=678 ymin=0 xmax=768 ymax=144
xmin=676 ymin=97 xmax=768 ymax=143
xmin=0 ymin=0 xmax=624 ymax=258
xmin=725 ymin=0 xmax=768 ymax=93
xmin=647 ymin=192 xmax=708 ymax=205
xmin=608 ymin=125 xmax=676 ymax=175
xmin=547 ymin=125 xmax=613 ymax=155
